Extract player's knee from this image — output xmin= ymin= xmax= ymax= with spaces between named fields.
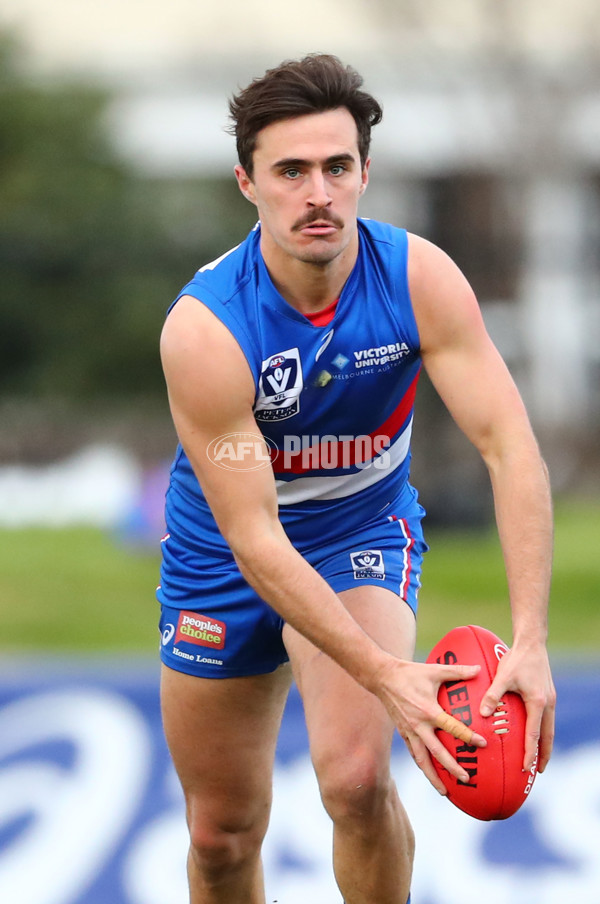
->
xmin=187 ymin=811 xmax=266 ymax=883
xmin=317 ymin=751 xmax=394 ymax=824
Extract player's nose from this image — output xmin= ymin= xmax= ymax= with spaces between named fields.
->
xmin=307 ymin=170 xmax=332 ymax=207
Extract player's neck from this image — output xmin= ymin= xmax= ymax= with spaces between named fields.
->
xmin=261 ymin=231 xmax=358 ymax=316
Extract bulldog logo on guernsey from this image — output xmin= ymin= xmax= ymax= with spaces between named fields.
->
xmin=176 ymin=611 xmax=227 ymax=650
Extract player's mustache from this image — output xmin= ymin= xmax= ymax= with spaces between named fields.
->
xmin=292 ymin=208 xmax=344 ymax=231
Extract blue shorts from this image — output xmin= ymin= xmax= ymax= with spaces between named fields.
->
xmin=158 ymin=503 xmax=427 ymax=679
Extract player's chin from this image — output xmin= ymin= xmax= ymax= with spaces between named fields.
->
xmin=296 ymin=242 xmax=343 ymax=266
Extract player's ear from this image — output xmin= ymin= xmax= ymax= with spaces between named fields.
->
xmin=359 ymin=157 xmax=370 ymax=195
xmin=234 ymin=165 xmax=257 ymax=205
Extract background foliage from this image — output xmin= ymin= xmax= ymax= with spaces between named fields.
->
xmin=0 ymin=34 xmax=253 ymax=404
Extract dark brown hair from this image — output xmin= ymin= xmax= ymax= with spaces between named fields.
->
xmin=228 ymin=54 xmax=383 ymax=178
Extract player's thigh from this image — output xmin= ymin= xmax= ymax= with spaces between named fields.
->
xmin=282 ymin=586 xmax=415 ymax=776
xmin=161 ymin=662 xmax=292 ymax=823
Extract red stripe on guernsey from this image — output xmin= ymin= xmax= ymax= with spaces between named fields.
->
xmin=273 ymin=368 xmax=421 ymax=475
xmin=397 ymin=518 xmax=415 ymax=602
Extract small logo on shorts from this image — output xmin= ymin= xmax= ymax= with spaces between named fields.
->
xmin=175 ymin=611 xmax=227 ymax=650
xmin=161 ymin=623 xmax=175 ymax=646
xmin=350 ymin=550 xmax=385 ymax=580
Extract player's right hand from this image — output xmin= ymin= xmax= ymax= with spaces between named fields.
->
xmin=373 ymin=658 xmax=487 ymax=794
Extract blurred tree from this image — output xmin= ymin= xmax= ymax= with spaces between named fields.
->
xmin=0 ymin=34 xmax=163 ymax=398
xmin=0 ymin=33 xmax=252 ymax=405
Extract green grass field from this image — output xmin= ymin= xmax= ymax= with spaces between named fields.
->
xmin=417 ymin=498 xmax=600 ymax=654
xmin=0 ymin=497 xmax=598 ymax=656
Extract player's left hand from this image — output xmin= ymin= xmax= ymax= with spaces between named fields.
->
xmin=479 ymin=641 xmax=556 ymax=774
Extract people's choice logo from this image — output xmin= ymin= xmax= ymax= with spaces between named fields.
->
xmin=206 ymin=432 xmax=276 ymax=471
xmin=176 ymin=611 xmax=226 ymax=650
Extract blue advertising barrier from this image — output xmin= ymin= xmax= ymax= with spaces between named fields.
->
xmin=0 ymin=659 xmax=598 ymax=904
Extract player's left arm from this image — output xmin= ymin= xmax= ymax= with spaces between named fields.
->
xmin=407 ymin=232 xmax=556 ymax=774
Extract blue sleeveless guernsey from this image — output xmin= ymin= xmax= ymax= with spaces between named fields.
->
xmin=158 ymin=218 xmax=428 ymax=676
xmin=162 ymin=218 xmax=423 ymax=556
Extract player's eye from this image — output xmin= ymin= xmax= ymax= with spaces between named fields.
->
xmin=283 ymin=168 xmax=301 ymax=179
xmin=329 ymin=164 xmax=346 ymax=176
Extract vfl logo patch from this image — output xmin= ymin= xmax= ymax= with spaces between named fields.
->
xmin=255 ymin=348 xmax=303 ymax=422
xmin=350 ymin=549 xmax=385 ymax=581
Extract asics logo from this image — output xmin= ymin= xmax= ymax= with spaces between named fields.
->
xmin=161 ymin=624 xmax=175 ymax=646
xmin=315 ymin=328 xmax=335 ymax=362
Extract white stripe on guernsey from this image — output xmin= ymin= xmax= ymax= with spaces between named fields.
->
xmin=198 ymin=244 xmax=240 ymax=273
xmin=197 ymin=223 xmax=260 ymax=273
xmin=397 ymin=518 xmax=411 ymax=600
xmin=275 ymin=418 xmax=412 ymax=504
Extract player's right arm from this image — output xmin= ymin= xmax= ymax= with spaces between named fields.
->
xmin=160 ymin=295 xmax=486 ymax=790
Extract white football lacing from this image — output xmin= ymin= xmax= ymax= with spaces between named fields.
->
xmin=493 ymin=701 xmax=509 ymax=734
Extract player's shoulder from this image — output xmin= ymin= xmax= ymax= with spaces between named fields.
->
xmin=405 ymin=232 xmax=482 ymax=350
xmin=406 ymin=231 xmax=448 ymax=262
xmin=405 ymin=232 xmax=473 ymax=295
xmin=160 ymin=294 xmax=251 ymax=399
xmin=164 ymin=225 xmax=263 ymax=378
xmin=358 ymin=216 xmax=407 ymax=249
xmin=357 ymin=218 xmax=410 ymax=287
xmin=175 ymin=223 xmax=260 ymax=310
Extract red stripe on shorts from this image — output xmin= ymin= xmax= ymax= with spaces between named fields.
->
xmin=398 ymin=518 xmax=414 ymax=602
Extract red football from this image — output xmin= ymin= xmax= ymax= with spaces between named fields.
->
xmin=426 ymin=625 xmax=538 ymax=820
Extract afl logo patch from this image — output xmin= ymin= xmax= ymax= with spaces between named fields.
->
xmin=255 ymin=347 xmax=303 ymax=422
